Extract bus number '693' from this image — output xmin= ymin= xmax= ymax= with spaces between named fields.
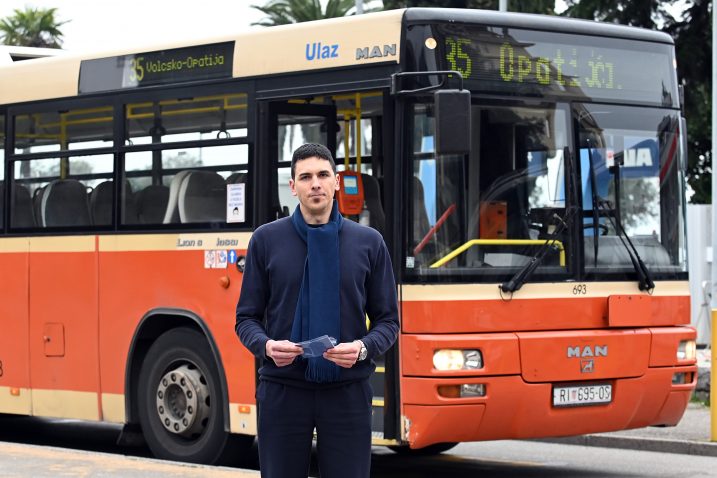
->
xmin=572 ymin=284 xmax=587 ymax=295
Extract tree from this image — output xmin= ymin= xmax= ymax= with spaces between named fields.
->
xmin=251 ymin=0 xmax=359 ymax=26
xmin=663 ymin=0 xmax=711 ymax=203
xmin=561 ymin=0 xmax=674 ymax=29
xmin=0 ymin=7 xmax=67 ymax=48
xmin=563 ymin=0 xmax=711 ymax=204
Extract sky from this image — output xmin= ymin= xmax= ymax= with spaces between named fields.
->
xmin=0 ymin=0 xmax=686 ymax=53
xmin=0 ymin=0 xmax=268 ymax=52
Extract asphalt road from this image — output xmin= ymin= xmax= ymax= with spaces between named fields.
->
xmin=0 ymin=415 xmax=714 ymax=477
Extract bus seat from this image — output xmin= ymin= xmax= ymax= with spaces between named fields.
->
xmin=226 ymin=172 xmax=247 ymax=184
xmin=584 ymin=236 xmax=671 ymax=267
xmin=121 ymin=180 xmax=139 ymax=224
xmin=32 ymin=185 xmax=46 ymax=226
xmin=163 ymin=170 xmax=193 ymax=224
xmin=135 ymin=185 xmax=169 ymax=224
xmin=41 ymin=179 xmax=91 ymax=227
xmin=481 ymin=168 xmax=530 ymax=239
xmin=178 ymin=171 xmax=225 ymax=223
xmin=90 ymin=181 xmax=113 ymax=226
xmin=361 ymin=173 xmax=385 ymax=236
xmin=0 ymin=182 xmax=36 ymax=229
xmin=12 ymin=183 xmax=36 ymax=228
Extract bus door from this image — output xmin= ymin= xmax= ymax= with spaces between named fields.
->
xmin=258 ymin=101 xmax=337 ymax=222
xmin=258 ymin=93 xmax=399 ymax=443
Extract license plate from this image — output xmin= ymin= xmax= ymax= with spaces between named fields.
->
xmin=552 ymin=383 xmax=612 ymax=407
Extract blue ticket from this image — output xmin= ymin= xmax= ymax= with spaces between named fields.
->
xmin=297 ymin=335 xmax=337 ymax=358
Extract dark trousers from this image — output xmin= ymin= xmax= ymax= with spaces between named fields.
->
xmin=257 ymin=379 xmax=373 ymax=478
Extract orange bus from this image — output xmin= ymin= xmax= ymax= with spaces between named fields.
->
xmin=0 ymin=8 xmax=697 ymax=464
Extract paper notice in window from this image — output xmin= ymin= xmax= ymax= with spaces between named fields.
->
xmin=227 ymin=183 xmax=245 ymax=223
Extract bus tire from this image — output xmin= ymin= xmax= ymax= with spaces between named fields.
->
xmin=137 ymin=327 xmax=252 ymax=464
xmin=388 ymin=442 xmax=458 ymax=456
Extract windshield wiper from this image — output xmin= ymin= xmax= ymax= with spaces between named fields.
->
xmin=589 ymin=146 xmax=654 ymax=292
xmin=596 ymin=197 xmax=655 ymax=292
xmin=500 ymin=206 xmax=578 ymax=293
xmin=500 ymin=146 xmax=580 ymax=294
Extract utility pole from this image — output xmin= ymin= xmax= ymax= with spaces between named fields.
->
xmin=710 ymin=0 xmax=717 ymax=441
xmin=356 ymin=0 xmax=363 ymax=15
xmin=499 ymin=0 xmax=508 ymax=12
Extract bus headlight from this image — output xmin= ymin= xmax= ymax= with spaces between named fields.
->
xmin=677 ymin=340 xmax=696 ymax=361
xmin=433 ymin=349 xmax=483 ymax=371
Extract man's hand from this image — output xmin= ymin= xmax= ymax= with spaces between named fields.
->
xmin=265 ymin=339 xmax=303 ymax=367
xmin=323 ymin=341 xmax=362 ymax=368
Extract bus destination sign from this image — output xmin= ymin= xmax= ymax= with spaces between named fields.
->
xmin=435 ymin=25 xmax=676 ymax=106
xmin=79 ymin=42 xmax=234 ymax=94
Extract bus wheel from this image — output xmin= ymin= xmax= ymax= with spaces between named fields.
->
xmin=388 ymin=442 xmax=458 ymax=456
xmin=137 ymin=327 xmax=251 ymax=464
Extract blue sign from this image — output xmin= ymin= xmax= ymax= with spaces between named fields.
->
xmin=228 ymin=250 xmax=237 ymax=264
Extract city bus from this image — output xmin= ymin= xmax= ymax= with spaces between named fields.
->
xmin=0 ymin=8 xmax=697 ymax=464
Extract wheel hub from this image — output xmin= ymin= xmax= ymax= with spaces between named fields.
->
xmin=155 ymin=364 xmax=210 ymax=437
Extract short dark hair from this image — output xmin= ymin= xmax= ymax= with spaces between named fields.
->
xmin=291 ymin=143 xmax=336 ymax=179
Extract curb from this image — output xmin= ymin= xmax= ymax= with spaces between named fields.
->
xmin=535 ymin=435 xmax=717 ymax=457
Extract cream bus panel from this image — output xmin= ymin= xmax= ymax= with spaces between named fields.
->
xmin=0 ymin=10 xmax=403 ymax=105
xmin=233 ymin=11 xmax=402 ymax=78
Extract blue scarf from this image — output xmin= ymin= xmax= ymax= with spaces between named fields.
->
xmin=290 ymin=201 xmax=343 ymax=383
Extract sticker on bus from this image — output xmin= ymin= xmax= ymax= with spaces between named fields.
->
xmin=204 ymin=250 xmax=228 ymax=269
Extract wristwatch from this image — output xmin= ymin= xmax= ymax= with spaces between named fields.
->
xmin=357 ymin=340 xmax=368 ymax=362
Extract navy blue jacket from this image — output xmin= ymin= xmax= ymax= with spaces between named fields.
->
xmin=235 ymin=216 xmax=399 ymax=387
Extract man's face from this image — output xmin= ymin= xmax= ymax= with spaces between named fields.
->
xmin=289 ymin=156 xmax=340 ymax=216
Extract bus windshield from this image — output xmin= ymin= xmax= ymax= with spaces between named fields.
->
xmin=407 ymin=100 xmax=572 ymax=281
xmin=578 ymin=103 xmax=686 ymax=277
xmin=405 ymin=99 xmax=686 ymax=282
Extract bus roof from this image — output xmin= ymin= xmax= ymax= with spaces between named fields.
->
xmin=0 ymin=9 xmax=404 ymax=105
xmin=405 ymin=8 xmax=674 ymax=44
xmin=0 ymin=8 xmax=673 ymax=106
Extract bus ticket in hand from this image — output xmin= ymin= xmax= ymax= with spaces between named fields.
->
xmin=297 ymin=335 xmax=337 ymax=358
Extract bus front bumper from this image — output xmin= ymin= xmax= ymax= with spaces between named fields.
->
xmin=401 ymin=365 xmax=696 ymax=449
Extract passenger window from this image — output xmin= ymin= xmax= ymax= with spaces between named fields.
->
xmin=11 ymin=155 xmax=112 ymax=229
xmin=0 ymin=114 xmax=4 ymax=228
xmin=124 ymin=144 xmax=249 ymax=226
xmin=14 ymin=105 xmax=113 ymax=154
xmin=126 ymin=93 xmax=248 ymax=145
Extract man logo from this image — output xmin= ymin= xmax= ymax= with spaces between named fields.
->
xmin=567 ymin=345 xmax=608 ymax=358
xmin=581 ymin=359 xmax=594 ymax=373
xmin=356 ymin=43 xmax=397 ymax=60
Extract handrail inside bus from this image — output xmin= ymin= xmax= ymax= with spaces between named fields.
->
xmin=429 ymin=239 xmax=565 ymax=268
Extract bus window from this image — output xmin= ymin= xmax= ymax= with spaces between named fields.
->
xmin=335 ymin=117 xmax=373 ymax=161
xmin=12 ymin=154 xmax=113 ymax=228
xmin=276 ymin=113 xmax=330 ymax=215
xmin=14 ymin=106 xmax=113 ymax=154
xmin=577 ymin=103 xmax=685 ymax=274
xmin=0 ymin=113 xmax=4 ymax=228
xmin=124 ymin=144 xmax=249 ymax=226
xmin=126 ymin=94 xmax=248 ymax=145
xmin=407 ymin=102 xmax=569 ymax=276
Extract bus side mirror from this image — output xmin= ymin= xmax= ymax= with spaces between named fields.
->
xmin=434 ymin=89 xmax=471 ymax=156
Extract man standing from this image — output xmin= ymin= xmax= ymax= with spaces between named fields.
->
xmin=235 ymin=143 xmax=399 ymax=478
